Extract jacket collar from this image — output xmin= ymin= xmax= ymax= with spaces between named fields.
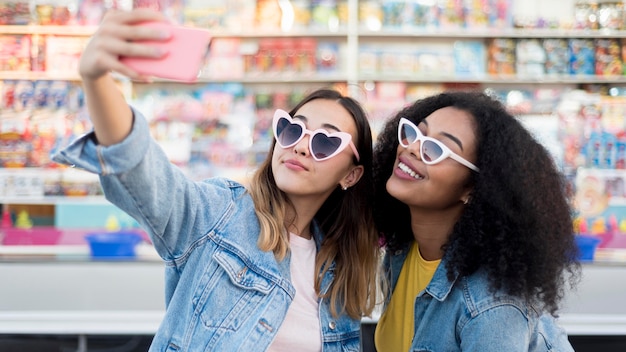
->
xmin=386 ymin=242 xmax=459 ymax=302
xmin=423 ymin=255 xmax=459 ymax=301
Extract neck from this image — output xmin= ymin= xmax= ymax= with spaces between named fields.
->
xmin=409 ymin=205 xmax=463 ymax=261
xmin=284 ymin=197 xmax=320 ymax=240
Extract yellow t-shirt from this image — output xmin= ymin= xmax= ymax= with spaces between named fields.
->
xmin=374 ymin=241 xmax=441 ymax=352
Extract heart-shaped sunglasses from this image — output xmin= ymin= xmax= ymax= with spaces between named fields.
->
xmin=272 ymin=109 xmax=360 ymax=162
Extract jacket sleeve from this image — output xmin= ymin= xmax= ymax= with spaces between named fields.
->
xmin=459 ymin=305 xmax=532 ymax=351
xmin=52 ymin=107 xmax=235 ymax=262
xmin=459 ymin=306 xmax=574 ymax=352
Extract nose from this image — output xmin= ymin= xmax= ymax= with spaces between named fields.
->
xmin=293 ymin=134 xmax=310 ymax=157
xmin=404 ymin=138 xmax=422 ymax=160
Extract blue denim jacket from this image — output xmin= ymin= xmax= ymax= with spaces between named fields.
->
xmin=382 ymin=246 xmax=574 ymax=352
xmin=52 ymin=109 xmax=361 ymax=351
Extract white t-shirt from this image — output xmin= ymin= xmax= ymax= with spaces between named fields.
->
xmin=268 ymin=233 xmax=322 ymax=352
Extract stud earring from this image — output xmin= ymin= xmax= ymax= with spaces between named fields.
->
xmin=342 ymin=185 xmax=348 ymax=191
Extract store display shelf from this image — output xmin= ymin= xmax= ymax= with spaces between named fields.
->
xmin=0 ymin=196 xmax=108 ymax=206
xmin=209 ymin=29 xmax=349 ymax=38
xmin=0 ymin=25 xmax=347 ymax=39
xmin=1 ymin=261 xmax=621 ymax=336
xmin=128 ymin=74 xmax=351 ymax=84
xmin=0 ymin=310 xmax=164 ymax=335
xmin=0 ymin=25 xmax=97 ymax=36
xmin=8 ymin=72 xmax=626 ymax=85
xmin=485 ymin=75 xmax=626 ymax=84
xmin=2 ymin=311 xmax=624 ymax=337
xmin=359 ymin=28 xmax=626 ymax=39
xmin=0 ymin=245 xmax=88 ymax=257
xmin=359 ymin=74 xmax=626 ymax=85
xmin=0 ymin=71 xmax=80 ymax=81
xmin=0 ymin=243 xmax=159 ymax=261
xmin=195 ymin=74 xmax=349 ymax=84
xmin=560 ymin=314 xmax=626 ymax=336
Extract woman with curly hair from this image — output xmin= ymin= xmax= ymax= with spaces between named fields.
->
xmin=372 ymin=91 xmax=580 ymax=351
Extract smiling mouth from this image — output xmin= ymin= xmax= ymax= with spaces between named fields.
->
xmin=398 ymin=162 xmax=424 ymax=180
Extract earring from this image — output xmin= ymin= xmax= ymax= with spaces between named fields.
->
xmin=342 ymin=185 xmax=348 ymax=191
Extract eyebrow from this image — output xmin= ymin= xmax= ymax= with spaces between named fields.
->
xmin=294 ymin=115 xmax=341 ymax=132
xmin=422 ymin=120 xmax=465 ymax=151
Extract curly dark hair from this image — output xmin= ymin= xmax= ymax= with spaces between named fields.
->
xmin=372 ymin=91 xmax=580 ymax=316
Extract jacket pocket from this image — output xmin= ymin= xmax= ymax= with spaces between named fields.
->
xmin=192 ymin=248 xmax=277 ymax=332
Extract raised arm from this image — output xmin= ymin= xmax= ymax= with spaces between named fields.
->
xmin=78 ymin=9 xmax=170 ymax=146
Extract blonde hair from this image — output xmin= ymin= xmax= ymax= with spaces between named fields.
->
xmin=247 ymin=89 xmax=381 ymax=319
xmin=248 ymin=154 xmax=380 ymax=319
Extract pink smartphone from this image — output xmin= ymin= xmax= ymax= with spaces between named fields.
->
xmin=120 ymin=22 xmax=211 ymax=82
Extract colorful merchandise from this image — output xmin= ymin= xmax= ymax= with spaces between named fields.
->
xmin=516 ymin=38 xmax=546 ymax=76
xmin=77 ymin=0 xmax=125 ymax=25
xmin=453 ymin=40 xmax=486 ymax=76
xmin=487 ymin=38 xmax=515 ymax=75
xmin=311 ymin=0 xmax=340 ymax=31
xmin=569 ymin=38 xmax=596 ymax=75
xmin=543 ymin=38 xmax=569 ymax=76
xmin=0 ymin=0 xmax=31 ymax=25
xmin=488 ymin=0 xmax=512 ymax=28
xmin=34 ymin=0 xmax=77 ymax=25
xmin=0 ymin=35 xmax=31 ymax=71
xmin=437 ymin=0 xmax=464 ymax=29
xmin=463 ymin=0 xmax=489 ymax=28
xmin=595 ymin=38 xmax=623 ymax=76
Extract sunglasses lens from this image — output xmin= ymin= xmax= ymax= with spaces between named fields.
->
xmin=422 ymin=140 xmax=444 ymax=163
xmin=276 ymin=117 xmax=303 ymax=147
xmin=311 ymin=133 xmax=342 ymax=160
xmin=400 ymin=123 xmax=417 ymax=146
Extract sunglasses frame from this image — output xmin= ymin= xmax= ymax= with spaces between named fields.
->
xmin=272 ymin=109 xmax=360 ymax=162
xmin=398 ymin=117 xmax=479 ymax=172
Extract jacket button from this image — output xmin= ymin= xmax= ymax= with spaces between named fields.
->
xmin=328 ymin=321 xmax=336 ymax=330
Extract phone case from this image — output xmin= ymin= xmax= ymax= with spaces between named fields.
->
xmin=120 ymin=22 xmax=211 ymax=82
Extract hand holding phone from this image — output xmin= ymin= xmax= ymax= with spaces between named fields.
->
xmin=120 ymin=22 xmax=211 ymax=82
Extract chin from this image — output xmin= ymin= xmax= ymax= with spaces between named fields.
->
xmin=386 ymin=178 xmax=403 ymax=198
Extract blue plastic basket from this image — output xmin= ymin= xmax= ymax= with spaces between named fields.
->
xmin=575 ymin=235 xmax=601 ymax=262
xmin=85 ymin=232 xmax=143 ymax=259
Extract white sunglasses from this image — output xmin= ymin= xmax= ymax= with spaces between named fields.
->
xmin=398 ymin=117 xmax=479 ymax=172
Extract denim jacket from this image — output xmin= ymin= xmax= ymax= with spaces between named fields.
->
xmin=52 ymin=109 xmax=361 ymax=351
xmin=382 ymin=246 xmax=574 ymax=352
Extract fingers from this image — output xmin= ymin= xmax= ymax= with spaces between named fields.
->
xmin=79 ymin=8 xmax=171 ymax=81
xmin=93 ymin=28 xmax=167 ymax=60
xmin=100 ymin=8 xmax=170 ymax=39
xmin=100 ymin=8 xmax=168 ymax=27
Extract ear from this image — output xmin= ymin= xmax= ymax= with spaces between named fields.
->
xmin=460 ymin=187 xmax=473 ymax=205
xmin=341 ymin=165 xmax=364 ymax=189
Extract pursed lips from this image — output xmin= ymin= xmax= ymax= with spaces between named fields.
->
xmin=284 ymin=158 xmax=308 ymax=171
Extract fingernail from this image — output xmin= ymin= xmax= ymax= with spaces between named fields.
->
xmin=153 ymin=47 xmax=168 ymax=56
xmin=157 ymin=30 xmax=171 ymax=39
xmin=133 ymin=75 xmax=153 ymax=83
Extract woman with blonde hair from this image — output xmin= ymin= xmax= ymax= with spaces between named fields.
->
xmin=54 ymin=9 xmax=380 ymax=351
